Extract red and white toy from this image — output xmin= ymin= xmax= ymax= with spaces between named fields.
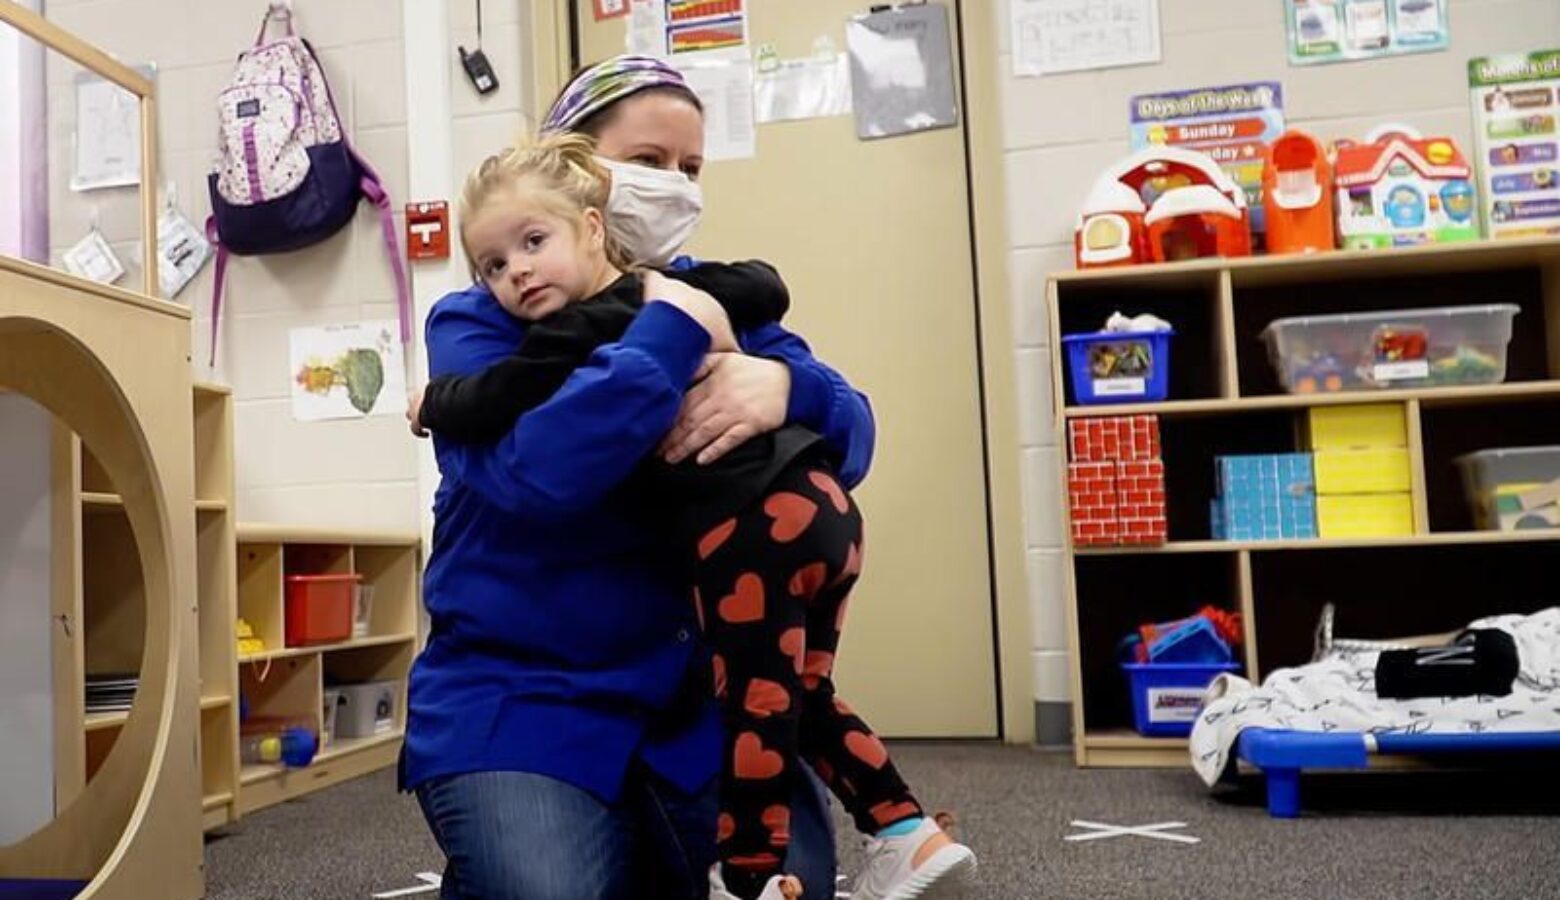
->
xmin=1075 ymin=146 xmax=1252 ymax=269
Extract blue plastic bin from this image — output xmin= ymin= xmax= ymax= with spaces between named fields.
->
xmin=1121 ymin=661 xmax=1239 ymax=737
xmin=1062 ymin=329 xmax=1174 ymax=405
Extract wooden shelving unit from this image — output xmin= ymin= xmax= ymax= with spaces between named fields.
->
xmin=58 ymin=382 xmax=422 ymax=827
xmin=233 ymin=524 xmax=420 ymax=817
xmin=1048 ymin=236 xmax=1560 ymax=768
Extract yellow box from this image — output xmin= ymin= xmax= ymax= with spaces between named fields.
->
xmin=1313 ymin=448 xmax=1412 ymax=494
xmin=1317 ymin=493 xmax=1415 ymax=538
xmin=1306 ymin=404 xmax=1407 ymax=450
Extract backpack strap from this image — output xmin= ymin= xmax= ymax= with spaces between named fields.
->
xmin=206 ymin=216 xmax=230 ymax=367
xmin=356 ymin=167 xmax=413 ymax=352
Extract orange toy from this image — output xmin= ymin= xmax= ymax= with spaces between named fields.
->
xmin=1076 ymin=147 xmax=1252 ymax=268
xmin=1263 ymin=130 xmax=1336 ymax=254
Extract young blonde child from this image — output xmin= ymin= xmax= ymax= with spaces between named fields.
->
xmin=416 ymin=133 xmax=976 ymax=900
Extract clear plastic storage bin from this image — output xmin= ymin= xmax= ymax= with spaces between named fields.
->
xmin=1456 ymin=446 xmax=1560 ymax=531
xmin=1261 ymin=304 xmax=1518 ymax=394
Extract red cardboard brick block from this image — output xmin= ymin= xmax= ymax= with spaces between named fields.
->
xmin=1068 ymin=461 xmax=1118 ymax=545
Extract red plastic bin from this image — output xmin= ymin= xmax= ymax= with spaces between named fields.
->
xmin=285 ymin=573 xmax=360 ymax=647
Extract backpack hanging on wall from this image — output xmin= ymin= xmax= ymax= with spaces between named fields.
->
xmin=205 ymin=3 xmax=410 ymax=365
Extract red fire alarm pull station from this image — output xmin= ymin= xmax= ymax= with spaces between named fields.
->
xmin=406 ymin=202 xmax=451 ymax=260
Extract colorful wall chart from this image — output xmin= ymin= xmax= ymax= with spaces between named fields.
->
xmin=1285 ymin=0 xmax=1447 ymax=66
xmin=1129 ymin=82 xmax=1285 ymax=238
xmin=1468 ymin=50 xmax=1560 ymax=239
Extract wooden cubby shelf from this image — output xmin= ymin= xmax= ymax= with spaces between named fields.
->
xmin=1049 ymin=237 xmax=1560 ymax=767
xmin=57 ymin=382 xmax=423 ymax=829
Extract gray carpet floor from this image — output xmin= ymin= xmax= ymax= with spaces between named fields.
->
xmin=204 ymin=742 xmax=1560 ymax=899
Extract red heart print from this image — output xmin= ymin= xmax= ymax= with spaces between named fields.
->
xmin=699 ymin=518 xmax=737 ymax=560
xmin=808 ymin=471 xmax=851 ymax=513
xmin=717 ymin=813 xmax=736 ymax=842
xmin=788 ymin=562 xmax=828 ymax=598
xmin=693 ymin=586 xmax=705 ymax=632
xmin=734 ymin=732 xmax=785 ymax=780
xmin=764 ymin=492 xmax=818 ymax=543
xmin=718 ymin=573 xmax=765 ymax=624
xmin=845 ymin=731 xmax=889 ymax=770
xmin=801 ymin=649 xmax=834 ymax=690
xmin=779 ymin=628 xmax=805 ymax=675
xmin=762 ymin=805 xmax=792 ymax=847
xmin=744 ymin=678 xmax=791 ymax=718
xmin=712 ymin=653 xmax=727 ymax=699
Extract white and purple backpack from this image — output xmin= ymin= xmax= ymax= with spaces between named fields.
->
xmin=206 ymin=6 xmax=409 ymax=364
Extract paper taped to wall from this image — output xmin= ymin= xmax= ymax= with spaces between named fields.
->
xmin=754 ymin=52 xmax=852 ymax=124
xmin=290 ymin=321 xmax=407 ymax=421
xmin=677 ymin=56 xmax=756 ymax=159
xmin=1011 ymin=0 xmax=1161 ymax=77
xmin=845 ymin=3 xmax=958 ymax=140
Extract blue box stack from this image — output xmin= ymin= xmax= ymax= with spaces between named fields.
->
xmin=1212 ymin=453 xmax=1317 ymax=540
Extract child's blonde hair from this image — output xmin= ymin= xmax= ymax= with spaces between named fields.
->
xmin=458 ymin=131 xmax=633 ymax=280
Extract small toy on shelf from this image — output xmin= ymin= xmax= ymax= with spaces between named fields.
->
xmin=235 ymin=618 xmax=266 ymax=656
xmin=1124 ymin=606 xmax=1244 ymax=663
xmin=1119 ymin=609 xmax=1241 ymax=737
xmin=1075 ymin=146 xmax=1252 ymax=269
xmin=1262 ymin=304 xmax=1518 ymax=394
xmin=1263 ymin=129 xmax=1336 ymax=254
xmin=1458 ymin=446 xmax=1560 ymax=531
xmin=1063 ymin=311 xmax=1175 ymax=405
xmin=1333 ymin=124 xmax=1479 ymax=249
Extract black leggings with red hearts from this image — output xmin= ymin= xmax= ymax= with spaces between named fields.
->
xmin=692 ymin=463 xmax=923 ymax=897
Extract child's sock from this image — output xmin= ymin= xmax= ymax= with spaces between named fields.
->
xmin=876 ymin=816 xmax=924 ymax=838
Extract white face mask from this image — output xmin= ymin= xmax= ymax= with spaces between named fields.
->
xmin=595 ymin=157 xmax=704 ymax=268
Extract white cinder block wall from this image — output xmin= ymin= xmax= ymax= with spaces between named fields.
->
xmin=41 ymin=0 xmax=534 ymax=532
xmin=993 ymin=0 xmax=1560 ymax=743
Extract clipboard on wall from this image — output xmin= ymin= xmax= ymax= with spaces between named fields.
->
xmin=845 ymin=2 xmax=958 ymax=140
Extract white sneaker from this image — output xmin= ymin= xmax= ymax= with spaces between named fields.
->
xmin=709 ymin=865 xmax=803 ymax=900
xmin=850 ymin=817 xmax=977 ymax=900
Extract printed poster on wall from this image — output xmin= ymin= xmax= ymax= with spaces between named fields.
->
xmin=1468 ymin=51 xmax=1560 ymax=240
xmin=666 ymin=0 xmax=747 ymax=57
xmin=1285 ymin=0 xmax=1447 ymax=66
xmin=1129 ymin=82 xmax=1285 ymax=238
xmin=289 ymin=321 xmax=406 ymax=422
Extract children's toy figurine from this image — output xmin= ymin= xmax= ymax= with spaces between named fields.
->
xmin=1333 ymin=124 xmax=1478 ymax=249
xmin=1263 ymin=129 xmax=1336 ymax=254
xmin=1075 ymin=146 xmax=1252 ymax=268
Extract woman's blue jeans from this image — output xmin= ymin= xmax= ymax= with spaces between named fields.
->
xmin=416 ymin=764 xmax=837 ymax=900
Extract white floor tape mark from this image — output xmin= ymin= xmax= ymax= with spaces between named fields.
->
xmin=371 ymin=871 xmax=442 ymax=897
xmin=1065 ymin=819 xmax=1200 ymax=844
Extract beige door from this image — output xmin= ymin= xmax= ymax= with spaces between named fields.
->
xmin=574 ymin=0 xmax=996 ymax=737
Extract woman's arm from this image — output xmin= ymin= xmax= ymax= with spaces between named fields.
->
xmin=426 ymin=290 xmax=711 ymax=518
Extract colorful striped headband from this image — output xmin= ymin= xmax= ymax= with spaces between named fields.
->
xmin=542 ymin=55 xmax=693 ymax=135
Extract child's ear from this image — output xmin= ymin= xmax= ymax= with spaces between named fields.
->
xmin=583 ymin=207 xmax=606 ymax=249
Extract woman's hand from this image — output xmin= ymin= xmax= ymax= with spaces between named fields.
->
xmin=660 ymin=352 xmax=791 ymax=465
xmin=642 ymin=270 xmax=738 ymax=352
xmin=407 ymin=387 xmax=429 ymax=438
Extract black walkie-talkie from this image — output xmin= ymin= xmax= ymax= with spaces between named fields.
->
xmin=460 ymin=0 xmax=499 ymax=95
xmin=460 ymin=46 xmax=499 ymax=95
